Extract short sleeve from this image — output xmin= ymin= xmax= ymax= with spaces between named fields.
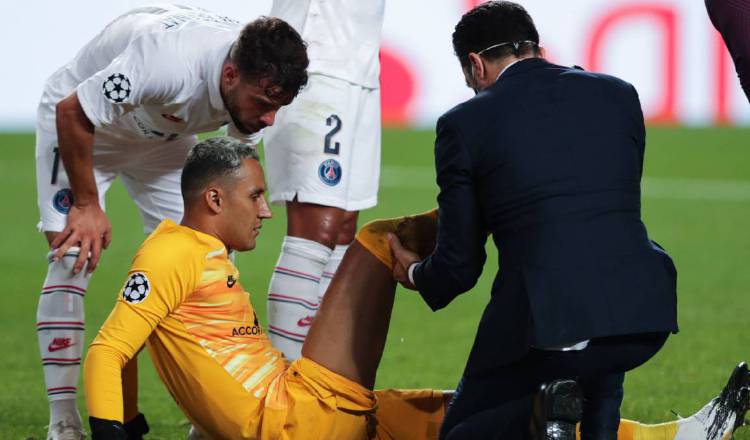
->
xmin=76 ymin=34 xmax=184 ymax=127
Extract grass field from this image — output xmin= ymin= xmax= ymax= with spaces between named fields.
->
xmin=1 ymin=127 xmax=749 ymax=439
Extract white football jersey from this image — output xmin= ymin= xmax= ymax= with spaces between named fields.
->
xmin=270 ymin=0 xmax=385 ymax=89
xmin=38 ymin=4 xmax=261 ymax=145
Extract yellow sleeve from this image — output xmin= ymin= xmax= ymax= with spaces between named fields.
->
xmin=122 ymin=351 xmax=140 ymax=423
xmin=84 ymin=238 xmax=202 ymax=421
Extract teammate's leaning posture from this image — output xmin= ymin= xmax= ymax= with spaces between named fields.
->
xmin=84 ymin=137 xmax=749 ymax=440
xmin=34 ymin=5 xmax=307 ymax=438
xmin=263 ymin=0 xmax=386 ymax=360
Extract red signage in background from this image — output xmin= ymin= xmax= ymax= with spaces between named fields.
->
xmin=380 ymin=46 xmax=417 ymax=127
xmin=585 ymin=4 xmax=678 ymax=124
xmin=714 ymin=30 xmax=734 ymax=126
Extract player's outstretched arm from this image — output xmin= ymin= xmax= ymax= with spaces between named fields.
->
xmin=51 ymin=92 xmax=111 ymax=274
xmin=84 ymin=303 xmax=154 ymax=428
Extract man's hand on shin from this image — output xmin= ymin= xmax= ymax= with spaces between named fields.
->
xmin=387 ymin=233 xmax=419 ymax=290
xmin=51 ymin=203 xmax=112 ymax=274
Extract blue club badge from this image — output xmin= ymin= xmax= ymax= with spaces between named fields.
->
xmin=318 ymin=159 xmax=342 ymax=186
xmin=52 ymin=189 xmax=74 ymax=214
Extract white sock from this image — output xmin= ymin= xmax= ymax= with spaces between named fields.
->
xmin=50 ymin=400 xmax=81 ymax=427
xmin=37 ymin=247 xmax=88 ymax=426
xmin=267 ymin=236 xmax=331 ymax=360
xmin=317 ymin=244 xmax=349 ymax=303
xmin=674 ymin=397 xmax=737 ymax=440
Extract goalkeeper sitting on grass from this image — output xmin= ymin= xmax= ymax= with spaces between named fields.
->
xmin=84 ymin=137 xmax=748 ymax=440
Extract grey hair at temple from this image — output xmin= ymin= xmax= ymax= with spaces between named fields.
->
xmin=181 ymin=137 xmax=260 ymax=202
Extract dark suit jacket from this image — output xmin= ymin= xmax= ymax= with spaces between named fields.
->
xmin=413 ymin=58 xmax=678 ymax=375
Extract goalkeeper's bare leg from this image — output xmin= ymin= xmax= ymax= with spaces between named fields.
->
xmin=302 ymin=209 xmax=438 ymax=389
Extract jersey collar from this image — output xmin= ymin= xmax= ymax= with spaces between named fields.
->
xmin=207 ymin=41 xmax=233 ymax=113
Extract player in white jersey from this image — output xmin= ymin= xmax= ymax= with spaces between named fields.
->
xmin=263 ymin=0 xmax=386 ymax=360
xmin=34 ymin=4 xmax=308 ymax=439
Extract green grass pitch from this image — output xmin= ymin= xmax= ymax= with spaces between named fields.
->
xmin=0 ymin=127 xmax=748 ymax=439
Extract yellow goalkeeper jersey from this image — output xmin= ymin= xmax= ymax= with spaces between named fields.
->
xmin=84 ymin=219 xmax=287 ymax=438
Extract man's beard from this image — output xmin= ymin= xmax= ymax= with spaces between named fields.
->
xmin=225 ymin=92 xmax=256 ymax=134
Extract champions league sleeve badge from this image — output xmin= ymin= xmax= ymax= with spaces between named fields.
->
xmin=318 ymin=159 xmax=342 ymax=186
xmin=122 ymin=272 xmax=151 ymax=304
xmin=102 ymin=73 xmax=132 ymax=103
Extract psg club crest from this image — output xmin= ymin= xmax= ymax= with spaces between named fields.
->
xmin=52 ymin=189 xmax=74 ymax=214
xmin=102 ymin=73 xmax=132 ymax=103
xmin=122 ymin=272 xmax=151 ymax=304
xmin=318 ymin=159 xmax=342 ymax=186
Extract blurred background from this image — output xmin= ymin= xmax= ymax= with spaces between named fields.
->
xmin=1 ymin=0 xmax=749 ymax=129
xmin=1 ymin=0 xmax=748 ymax=438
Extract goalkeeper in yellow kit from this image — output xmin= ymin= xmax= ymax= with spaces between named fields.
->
xmin=84 ymin=137 xmax=748 ymax=440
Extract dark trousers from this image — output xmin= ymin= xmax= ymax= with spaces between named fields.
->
xmin=440 ymin=332 xmax=669 ymax=440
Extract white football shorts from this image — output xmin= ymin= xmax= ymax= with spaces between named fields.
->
xmin=263 ymin=73 xmax=381 ymax=211
xmin=35 ymin=125 xmax=195 ymax=234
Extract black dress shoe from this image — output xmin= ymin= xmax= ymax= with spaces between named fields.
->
xmin=532 ymin=379 xmax=583 ymax=440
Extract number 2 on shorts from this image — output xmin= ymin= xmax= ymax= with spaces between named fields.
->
xmin=324 ymin=114 xmax=342 ymax=155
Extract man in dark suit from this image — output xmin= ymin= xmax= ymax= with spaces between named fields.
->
xmin=389 ymin=2 xmax=678 ymax=439
xmin=706 ymin=0 xmax=750 ymax=103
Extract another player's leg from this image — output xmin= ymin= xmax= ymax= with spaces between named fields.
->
xmin=35 ymin=129 xmax=94 ymax=440
xmin=317 ymin=210 xmax=358 ymax=304
xmin=614 ymin=361 xmax=749 ymax=440
xmin=266 ymin=201 xmax=340 ymax=359
xmin=263 ymin=73 xmax=379 ymax=361
xmin=37 ymin=240 xmax=88 ymax=440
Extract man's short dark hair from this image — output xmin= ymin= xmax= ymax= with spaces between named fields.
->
xmin=231 ymin=17 xmax=309 ymax=101
xmin=452 ymin=1 xmax=541 ymax=69
xmin=181 ymin=137 xmax=260 ymax=203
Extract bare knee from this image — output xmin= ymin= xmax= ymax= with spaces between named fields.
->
xmin=286 ymin=201 xmax=349 ymax=249
xmin=336 ymin=211 xmax=359 ymax=245
xmin=44 ymin=231 xmax=60 ymax=247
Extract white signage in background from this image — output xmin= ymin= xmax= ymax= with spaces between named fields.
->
xmin=0 ymin=0 xmax=747 ymax=130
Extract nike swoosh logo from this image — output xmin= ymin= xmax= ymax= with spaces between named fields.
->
xmin=48 ymin=342 xmax=75 ymax=352
xmin=297 ymin=316 xmax=314 ymax=327
xmin=227 ymin=276 xmax=237 ymax=288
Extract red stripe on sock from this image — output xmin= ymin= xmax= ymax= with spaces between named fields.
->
xmin=275 ymin=266 xmax=321 ymax=281
xmin=268 ymin=293 xmax=320 ymax=308
xmin=267 ymin=325 xmax=307 ymax=338
xmin=42 ymin=284 xmax=86 ymax=293
xmin=47 ymin=386 xmax=77 ymax=391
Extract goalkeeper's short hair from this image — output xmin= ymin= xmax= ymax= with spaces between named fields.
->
xmin=181 ymin=137 xmax=259 ymax=203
